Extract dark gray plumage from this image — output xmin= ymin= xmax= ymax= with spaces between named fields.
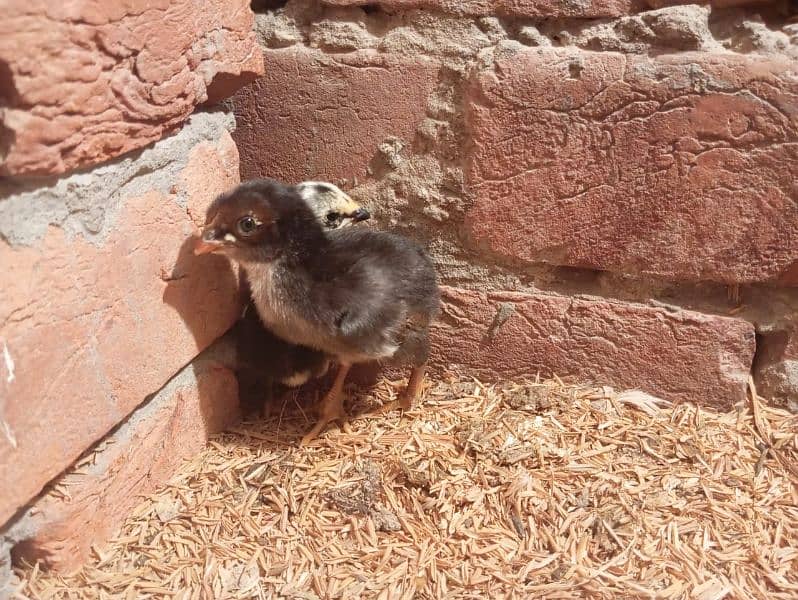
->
xmin=195 ymin=178 xmax=440 ymax=444
xmin=233 ymin=295 xmax=331 ymax=414
xmin=232 ymin=181 xmax=370 ymax=415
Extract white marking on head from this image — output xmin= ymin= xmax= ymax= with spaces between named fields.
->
xmin=223 ymin=233 xmax=237 ymax=243
xmin=297 ymin=181 xmax=360 ymax=223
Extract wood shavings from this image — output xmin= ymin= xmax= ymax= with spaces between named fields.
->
xmin=13 ymin=376 xmax=798 ymax=599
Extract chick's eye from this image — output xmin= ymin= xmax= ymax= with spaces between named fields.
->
xmin=237 ymin=216 xmax=257 ymax=236
xmin=326 ymin=211 xmax=340 ymax=224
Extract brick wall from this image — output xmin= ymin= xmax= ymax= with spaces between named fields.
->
xmin=1 ymin=0 xmax=797 ymax=584
xmin=0 ymin=0 xmax=262 ymax=586
xmin=234 ymin=0 xmax=797 ymax=413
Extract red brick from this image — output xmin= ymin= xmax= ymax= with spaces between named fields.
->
xmin=322 ymin=0 xmax=768 ymax=17
xmin=464 ymin=49 xmax=798 ymax=286
xmin=9 ymin=354 xmax=239 ymax=572
xmin=0 ymin=0 xmax=263 ymax=176
xmin=232 ymin=47 xmax=439 ymax=183
xmin=0 ymin=118 xmax=241 ymax=525
xmin=430 ymin=287 xmax=755 ymax=410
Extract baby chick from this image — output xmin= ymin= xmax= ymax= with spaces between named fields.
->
xmin=233 ymin=181 xmax=370 ymax=413
xmin=233 ymin=301 xmax=331 ymax=415
xmin=195 ymin=179 xmax=440 ymax=445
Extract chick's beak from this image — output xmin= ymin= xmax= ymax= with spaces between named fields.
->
xmin=350 ymin=207 xmax=370 ymax=222
xmin=193 ymin=229 xmax=224 ymax=256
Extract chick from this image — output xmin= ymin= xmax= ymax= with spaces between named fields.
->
xmin=233 ymin=301 xmax=331 ymax=415
xmin=195 ymin=179 xmax=440 ymax=445
xmin=233 ymin=181 xmax=370 ymax=414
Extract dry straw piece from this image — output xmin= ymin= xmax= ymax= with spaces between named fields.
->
xmin=13 ymin=374 xmax=798 ymax=599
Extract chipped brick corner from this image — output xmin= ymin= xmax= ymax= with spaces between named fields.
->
xmin=5 ymin=341 xmax=239 ymax=573
xmin=0 ymin=0 xmax=261 ymax=582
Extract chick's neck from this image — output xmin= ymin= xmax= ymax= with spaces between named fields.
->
xmin=278 ymin=210 xmax=331 ymax=269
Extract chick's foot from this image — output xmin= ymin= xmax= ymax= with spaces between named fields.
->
xmin=372 ymin=364 xmax=427 ymax=415
xmin=300 ymin=363 xmax=351 ymax=447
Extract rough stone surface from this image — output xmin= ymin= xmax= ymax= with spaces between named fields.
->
xmin=322 ymin=0 xmax=640 ymax=18
xmin=754 ymin=324 xmax=798 ymax=412
xmin=259 ymin=2 xmax=797 ymax=61
xmin=431 ymin=287 xmax=755 ymax=410
xmin=0 ymin=0 xmax=264 ymax=177
xmin=535 ymin=5 xmax=715 ymax=52
xmin=713 ymin=12 xmax=798 ymax=58
xmin=527 ymin=6 xmax=798 ymax=57
xmin=4 ymin=344 xmax=239 ymax=573
xmin=232 ymin=47 xmax=440 ymax=183
xmin=0 ymin=112 xmax=242 ymax=526
xmin=465 ymin=48 xmax=798 ymax=286
xmin=647 ymin=0 xmax=773 ymax=7
xmin=321 ymin=0 xmax=771 ymax=18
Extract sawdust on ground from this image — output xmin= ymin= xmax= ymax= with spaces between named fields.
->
xmin=14 ymin=374 xmax=798 ymax=599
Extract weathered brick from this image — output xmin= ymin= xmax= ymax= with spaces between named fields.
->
xmin=464 ymin=48 xmax=798 ymax=285
xmin=232 ymin=47 xmax=439 ymax=183
xmin=430 ymin=287 xmax=755 ymax=409
xmin=0 ymin=113 xmax=241 ymax=525
xmin=322 ymin=0 xmax=770 ymax=17
xmin=6 ymin=345 xmax=238 ymax=572
xmin=0 ymin=0 xmax=264 ymax=177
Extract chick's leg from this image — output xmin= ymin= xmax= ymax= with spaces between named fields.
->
xmin=373 ymin=363 xmax=426 ymax=415
xmin=261 ymin=378 xmax=275 ymax=418
xmin=300 ymin=363 xmax=351 ymax=446
xmin=402 ymin=364 xmax=427 ymax=409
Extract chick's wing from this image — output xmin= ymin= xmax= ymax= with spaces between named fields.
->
xmin=308 ymin=230 xmax=414 ymax=343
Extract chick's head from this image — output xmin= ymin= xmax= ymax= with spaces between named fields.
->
xmin=296 ymin=181 xmax=370 ymax=229
xmin=194 ymin=179 xmax=371 ymax=262
xmin=194 ymin=179 xmax=300 ymax=262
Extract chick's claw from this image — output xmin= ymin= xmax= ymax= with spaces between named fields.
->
xmin=405 ymin=364 xmax=427 ymax=403
xmin=371 ymin=397 xmax=411 ymax=416
xmin=372 ymin=364 xmax=426 ymax=416
xmin=300 ymin=414 xmax=344 ymax=447
xmin=300 ymin=392 xmax=346 ymax=446
xmin=261 ymin=381 xmax=275 ymax=418
xmin=371 ymin=389 xmax=414 ymax=416
xmin=300 ymin=364 xmax=350 ymax=447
